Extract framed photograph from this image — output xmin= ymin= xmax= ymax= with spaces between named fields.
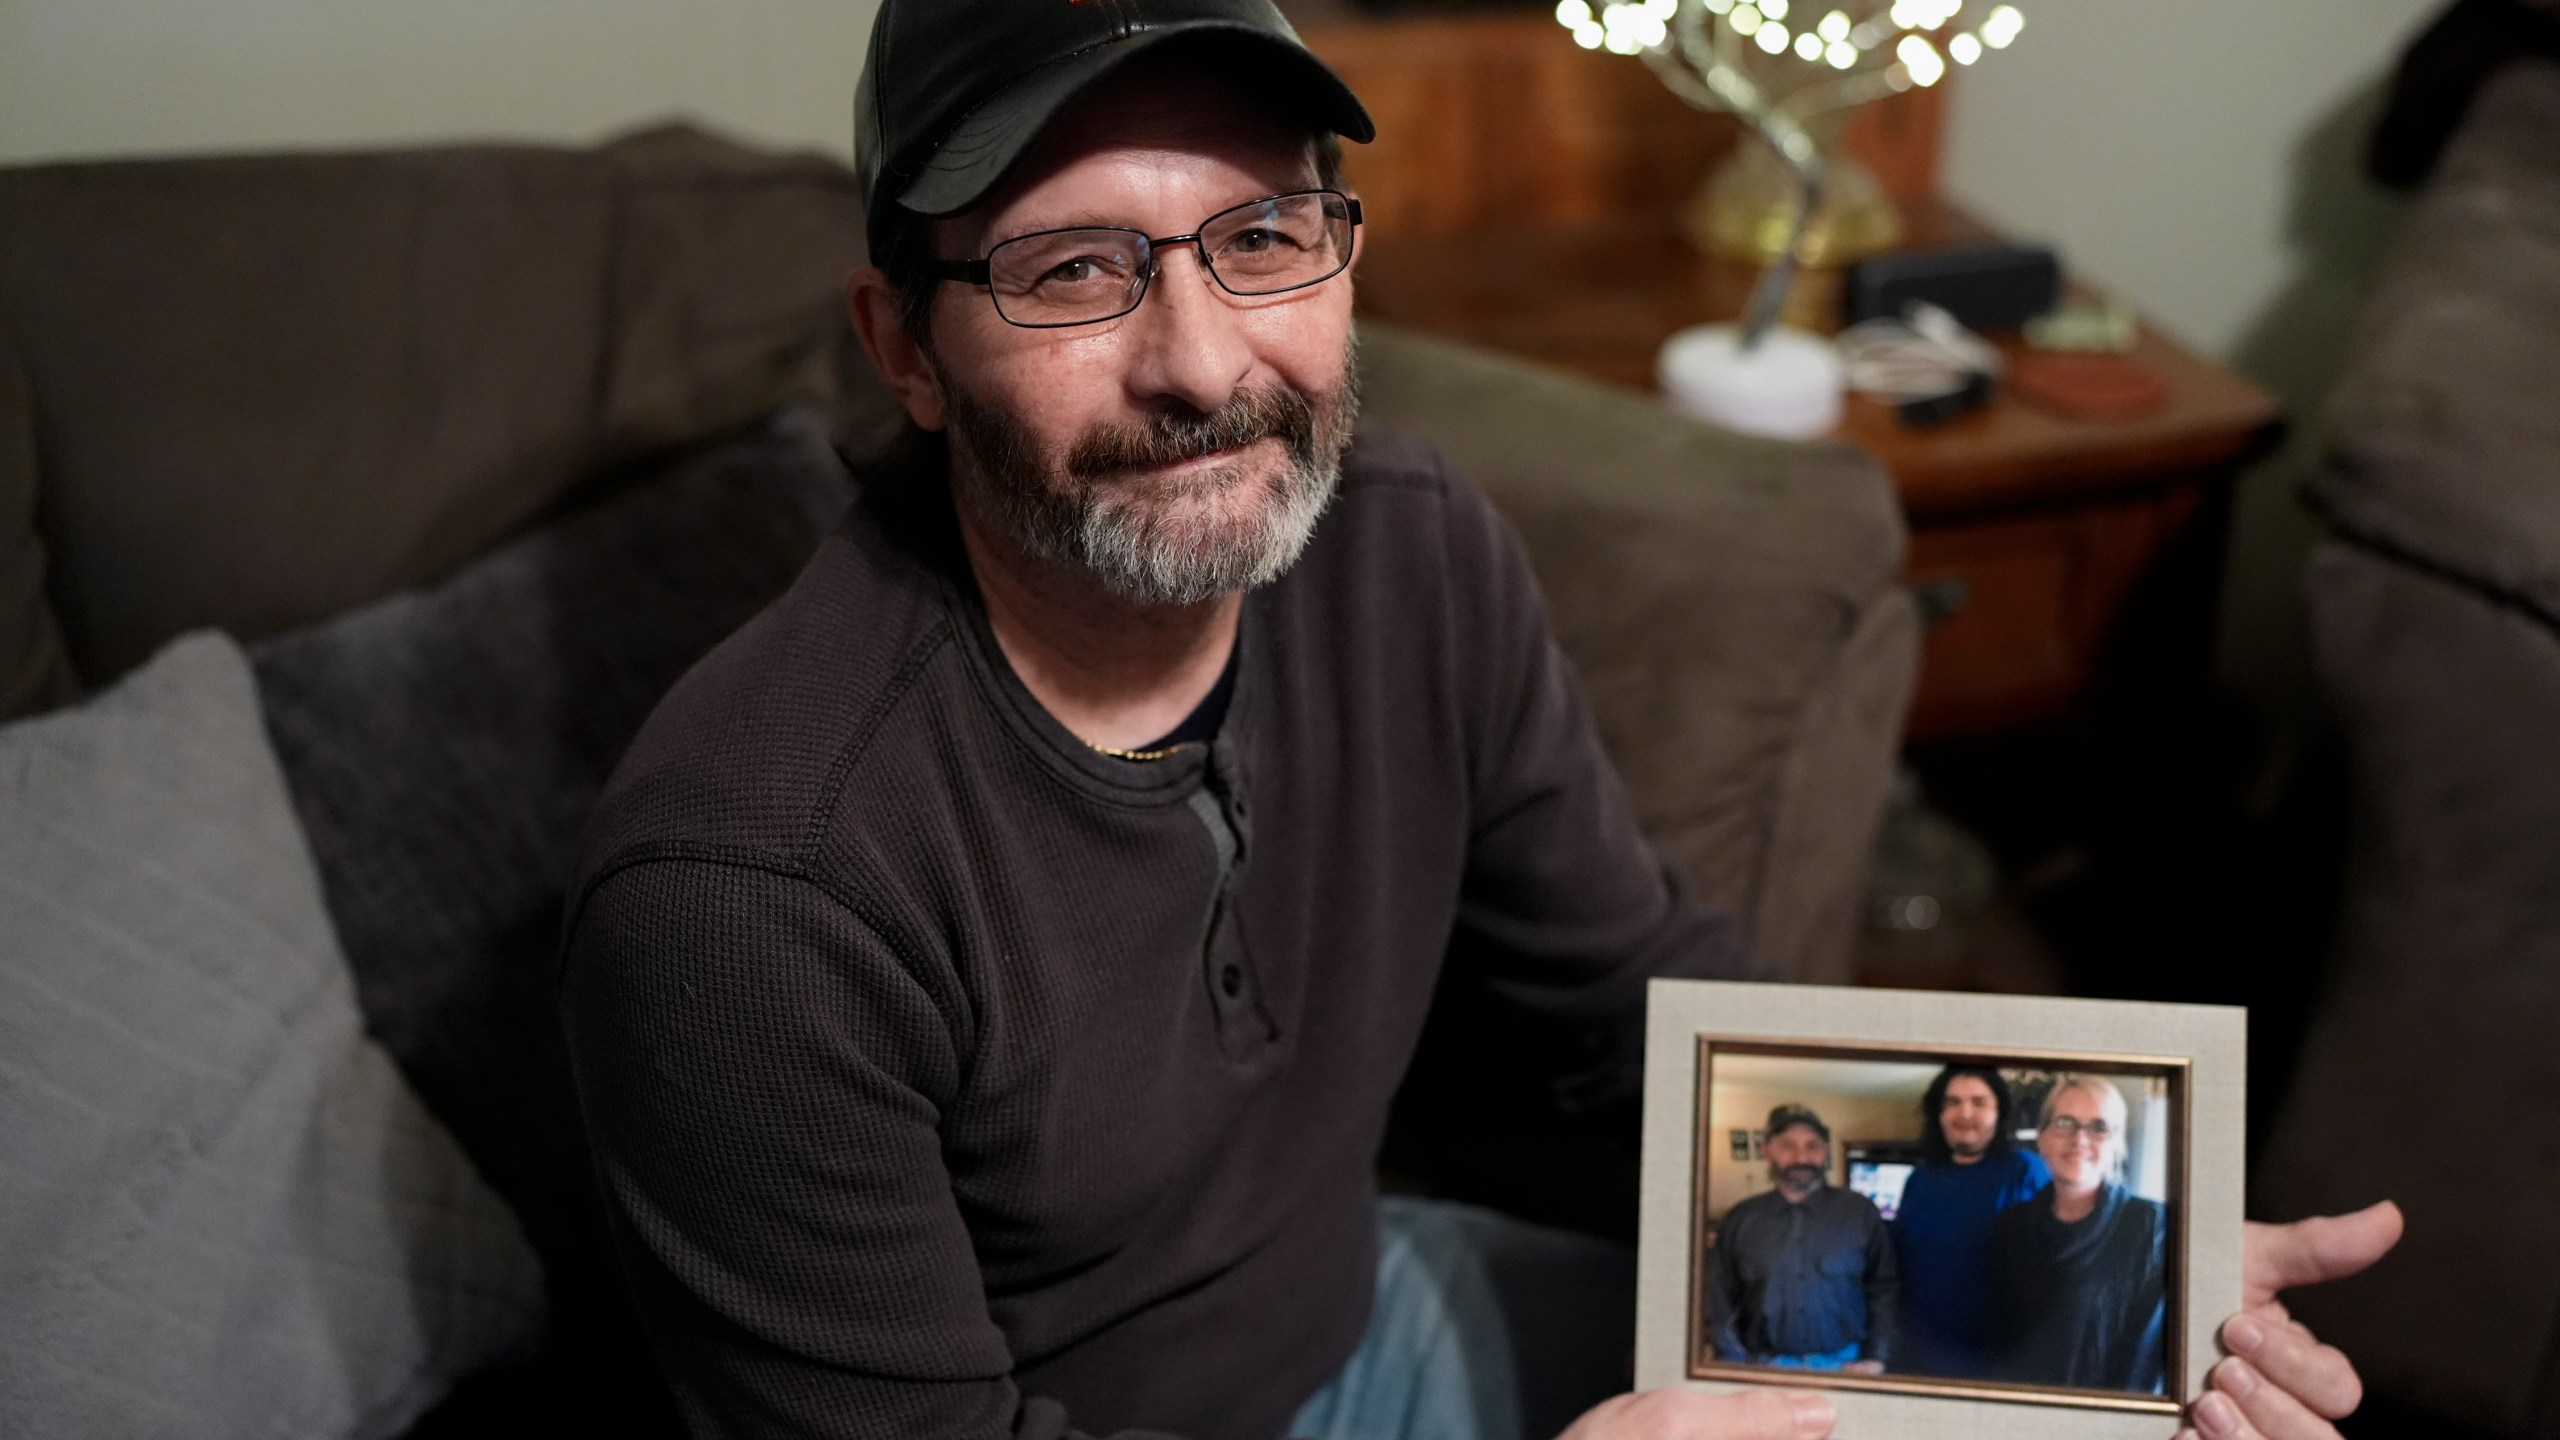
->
xmin=1636 ymin=980 xmax=2245 ymax=1439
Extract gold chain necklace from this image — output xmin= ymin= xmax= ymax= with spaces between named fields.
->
xmin=1083 ymin=738 xmax=1185 ymax=762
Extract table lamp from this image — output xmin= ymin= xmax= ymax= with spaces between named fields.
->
xmin=1554 ymin=0 xmax=2026 ymax=438
xmin=1557 ymin=0 xmax=2025 ymax=265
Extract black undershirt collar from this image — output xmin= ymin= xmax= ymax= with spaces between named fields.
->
xmin=1136 ymin=640 xmax=1242 ymax=753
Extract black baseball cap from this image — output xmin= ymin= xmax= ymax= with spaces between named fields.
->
xmin=854 ymin=0 xmax=1375 ymax=257
xmin=1766 ymin=1104 xmax=1831 ymax=1143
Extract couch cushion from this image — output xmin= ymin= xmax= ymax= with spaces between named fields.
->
xmin=0 ymin=125 xmax=895 ymax=689
xmin=2307 ymin=61 xmax=2560 ymax=623
xmin=0 ymin=335 xmax=77 ymax=720
xmin=0 ymin=631 xmax=545 ymax=1440
xmin=250 ymin=409 xmax=851 ymax=1433
xmin=2260 ymin=542 xmax=2560 ymax=1434
xmin=1356 ymin=321 xmax=1909 ymax=980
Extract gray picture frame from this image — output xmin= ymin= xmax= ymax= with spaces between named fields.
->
xmin=1636 ymin=979 xmax=2246 ymax=1440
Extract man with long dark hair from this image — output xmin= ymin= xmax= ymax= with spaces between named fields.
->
xmin=1890 ymin=1065 xmax=2051 ymax=1377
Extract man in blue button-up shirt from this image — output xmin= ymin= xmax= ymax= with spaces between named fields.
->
xmin=1707 ymin=1105 xmax=1900 ymax=1372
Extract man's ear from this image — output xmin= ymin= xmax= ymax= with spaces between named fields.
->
xmin=847 ymin=266 xmax=948 ymax=432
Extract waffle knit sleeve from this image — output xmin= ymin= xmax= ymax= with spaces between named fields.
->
xmin=560 ymin=856 xmax=1148 ymax=1440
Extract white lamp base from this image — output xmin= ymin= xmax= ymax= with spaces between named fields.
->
xmin=1657 ymin=324 xmax=1845 ymax=440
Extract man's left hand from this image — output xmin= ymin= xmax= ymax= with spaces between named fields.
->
xmin=1840 ymin=1360 xmax=1885 ymax=1377
xmin=2178 ymin=1202 xmax=2404 ymax=1440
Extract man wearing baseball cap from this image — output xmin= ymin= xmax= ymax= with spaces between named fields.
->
xmin=559 ymin=1 xmax=2401 ymax=1437
xmin=1706 ymin=1106 xmax=1898 ymax=1375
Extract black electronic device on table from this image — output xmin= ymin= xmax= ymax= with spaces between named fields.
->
xmin=1845 ymin=242 xmax=2063 ymax=334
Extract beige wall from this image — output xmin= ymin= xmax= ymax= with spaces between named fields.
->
xmin=1940 ymin=0 xmax=2443 ymax=720
xmin=0 ymin=0 xmax=884 ymax=166
xmin=1704 ymin=1081 xmax=1927 ymax=1220
xmin=1703 ymin=1060 xmax=2175 ymax=1219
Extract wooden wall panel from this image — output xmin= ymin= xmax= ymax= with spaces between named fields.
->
xmin=1305 ymin=13 xmax=1944 ymax=240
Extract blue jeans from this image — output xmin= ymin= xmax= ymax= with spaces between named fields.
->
xmin=1762 ymin=1343 xmax=1861 ymax=1371
xmin=1287 ymin=1196 xmax=1636 ymax=1440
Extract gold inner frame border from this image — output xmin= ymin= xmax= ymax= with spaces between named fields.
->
xmin=1685 ymin=1033 xmax=2194 ymax=1417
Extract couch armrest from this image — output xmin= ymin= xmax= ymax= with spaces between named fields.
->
xmin=1356 ymin=320 xmax=1916 ymax=983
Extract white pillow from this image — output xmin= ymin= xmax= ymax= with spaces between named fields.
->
xmin=0 ymin=632 xmax=545 ymax=1440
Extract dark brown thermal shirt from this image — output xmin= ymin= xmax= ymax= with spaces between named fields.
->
xmin=559 ymin=425 xmax=1751 ymax=1440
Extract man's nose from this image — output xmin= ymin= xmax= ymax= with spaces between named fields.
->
xmin=1124 ymin=244 xmax=1255 ymax=415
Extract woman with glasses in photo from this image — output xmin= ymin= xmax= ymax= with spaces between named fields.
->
xmin=1985 ymin=1074 xmax=2169 ymax=1394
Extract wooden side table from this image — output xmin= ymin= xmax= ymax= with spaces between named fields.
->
xmin=1351 ymin=198 xmax=2285 ymax=740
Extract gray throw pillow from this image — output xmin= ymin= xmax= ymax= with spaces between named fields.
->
xmin=251 ymin=407 xmax=852 ymax=1434
xmin=0 ymin=632 xmax=545 ymax=1440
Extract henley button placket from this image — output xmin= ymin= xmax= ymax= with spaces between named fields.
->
xmin=1191 ymin=747 xmax=1275 ymax=1060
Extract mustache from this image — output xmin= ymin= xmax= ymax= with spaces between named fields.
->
xmin=1779 ymin=1164 xmax=1825 ymax=1183
xmin=1067 ymin=385 xmax=1318 ymax=480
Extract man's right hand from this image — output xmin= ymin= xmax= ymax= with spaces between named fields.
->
xmin=1558 ymin=1388 xmax=1835 ymax=1440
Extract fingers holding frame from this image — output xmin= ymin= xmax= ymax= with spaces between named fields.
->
xmin=1557 ymin=1387 xmax=1835 ymax=1440
xmin=2188 ymin=1357 xmax=2348 ymax=1440
xmin=2219 ymin=1303 xmax=2362 ymax=1420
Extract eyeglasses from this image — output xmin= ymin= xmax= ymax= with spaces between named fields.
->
xmin=2042 ymin=1116 xmax=2116 ymax=1144
xmin=929 ymin=189 xmax=1362 ymax=329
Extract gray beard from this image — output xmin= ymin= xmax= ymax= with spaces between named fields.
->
xmin=939 ymin=349 xmax=1359 ymax=608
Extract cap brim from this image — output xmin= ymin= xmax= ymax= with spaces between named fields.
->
xmin=895 ymin=24 xmax=1375 ymax=219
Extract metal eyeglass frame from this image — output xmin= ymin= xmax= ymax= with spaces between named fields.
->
xmin=926 ymin=189 xmax=1363 ymax=329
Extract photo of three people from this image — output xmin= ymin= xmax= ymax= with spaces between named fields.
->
xmin=1693 ymin=1049 xmax=2178 ymax=1400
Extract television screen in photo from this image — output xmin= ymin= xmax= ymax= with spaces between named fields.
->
xmin=1846 ymin=1156 xmax=1916 ymax=1221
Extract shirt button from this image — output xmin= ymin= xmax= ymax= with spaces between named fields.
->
xmin=1220 ymin=964 xmax=1245 ymax=997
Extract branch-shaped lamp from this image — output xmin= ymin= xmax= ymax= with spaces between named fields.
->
xmin=1558 ymin=0 xmax=2025 ymax=435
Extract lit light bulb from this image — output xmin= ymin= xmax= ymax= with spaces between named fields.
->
xmin=1818 ymin=10 xmax=1851 ymax=41
xmin=1827 ymin=39 xmax=1858 ymax=67
xmin=1601 ymin=2 xmax=1646 ymax=51
xmin=1949 ymin=32 xmax=1982 ymax=62
xmin=1729 ymin=2 xmax=1762 ymax=34
xmin=1757 ymin=20 xmax=1791 ymax=52
xmin=1982 ymin=3 xmax=2024 ymax=47
xmin=1762 ymin=0 xmax=1789 ymax=17
xmin=1574 ymin=19 xmax=1604 ymax=47
xmin=1897 ymin=31 xmax=1946 ymax=84
xmin=1796 ymin=31 xmax=1824 ymax=59
xmin=1556 ymin=0 xmax=1591 ymax=26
